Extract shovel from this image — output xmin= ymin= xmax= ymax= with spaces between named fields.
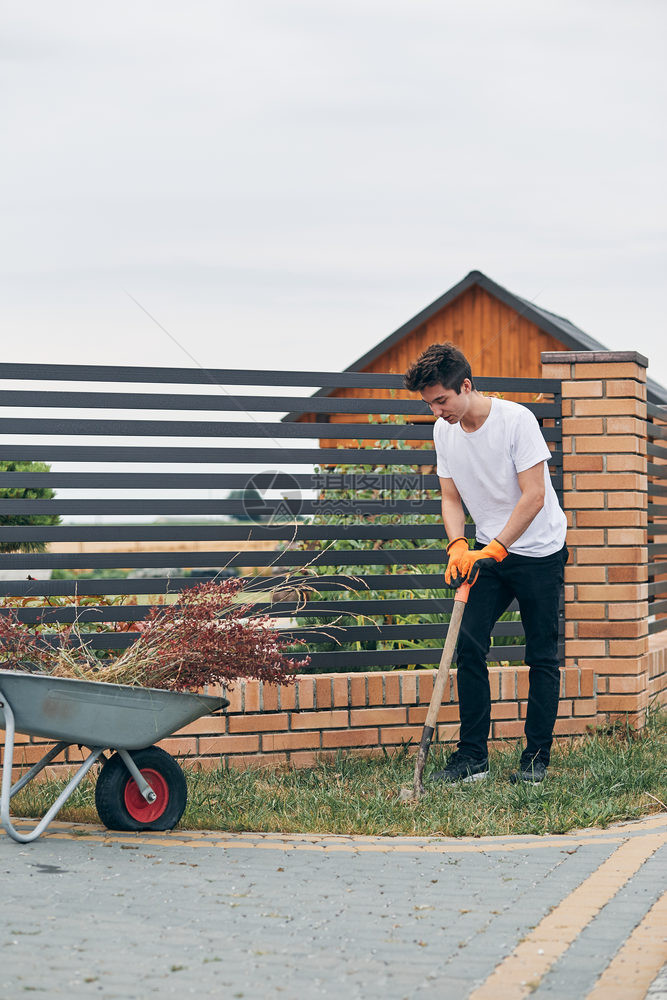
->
xmin=399 ymin=581 xmax=471 ymax=802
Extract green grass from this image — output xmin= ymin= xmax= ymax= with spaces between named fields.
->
xmin=10 ymin=709 xmax=666 ymax=838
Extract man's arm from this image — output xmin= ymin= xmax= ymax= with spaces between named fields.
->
xmin=439 ymin=476 xmax=466 ymax=542
xmin=495 ymin=461 xmax=546 ymax=550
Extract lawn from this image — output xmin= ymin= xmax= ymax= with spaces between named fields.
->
xmin=9 ymin=708 xmax=666 ymax=838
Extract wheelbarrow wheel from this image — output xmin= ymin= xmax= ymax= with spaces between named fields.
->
xmin=95 ymin=746 xmax=187 ymax=832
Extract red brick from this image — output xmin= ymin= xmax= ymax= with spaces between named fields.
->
xmin=499 ymin=670 xmax=516 ymax=700
xmin=580 ymin=669 xmax=595 ymax=695
xmin=605 ymin=379 xmax=647 ymax=399
xmin=401 ymin=673 xmax=418 ymax=705
xmin=562 ymin=417 xmax=604 ymax=435
xmin=568 ymin=602 xmax=606 ymax=620
xmin=350 ymin=707 xmax=406 ymax=727
xmin=516 ymin=669 xmax=530 ymax=699
xmin=566 ymin=530 xmax=606 ymax=547
xmin=541 ymin=362 xmax=573 ymax=379
xmin=577 ymin=510 xmax=645 ymax=528
xmin=565 ymin=639 xmax=606 ymax=656
xmin=380 ymin=725 xmax=426 ymax=744
xmin=562 ymin=455 xmax=605 ymax=472
xmin=607 ymin=529 xmax=646 ymax=546
xmin=578 ymin=621 xmax=646 ymax=639
xmin=561 ymin=380 xmax=603 ymax=398
xmin=367 ymin=675 xmax=383 ymax=705
xmin=228 ymin=713 xmax=289 ymax=733
xmin=279 ymin=683 xmax=297 ymax=711
xmin=563 ymin=492 xmax=605 ymax=509
xmin=556 ymin=700 xmax=573 ymax=717
xmin=298 ymin=678 xmax=315 ymax=710
xmin=608 ymin=602 xmax=649 ymax=620
xmin=407 ymin=705 xmax=458 ymax=724
xmin=436 ymin=723 xmax=460 ymax=743
xmin=608 ymin=565 xmax=648 ymax=583
xmin=564 ymin=668 xmax=579 ymax=697
xmin=384 ymin=674 xmax=400 ymax=705
xmin=607 ymin=493 xmax=647 ymax=511
xmin=350 ymin=675 xmax=367 ymax=706
xmin=322 ymin=728 xmax=378 ymax=748
xmin=608 ymin=637 xmax=649 ymax=656
xmin=574 ymin=362 xmax=645 ymax=380
xmin=574 ymin=398 xmax=645 ymax=417
xmin=573 ymin=698 xmax=597 ymax=716
xmin=606 ymin=416 xmax=646 ymax=435
xmin=262 ymin=684 xmax=279 ymax=712
xmin=316 ymin=677 xmax=332 ymax=709
xmin=576 ymin=436 xmax=642 ymax=454
xmin=607 ymin=674 xmax=648 ymax=694
xmin=492 ymin=720 xmax=525 ymax=738
xmin=157 ymin=737 xmax=198 ymax=756
xmin=596 ymin=694 xmax=644 ymax=712
xmin=224 ymin=684 xmax=243 ymax=713
xmin=262 ymin=731 xmax=321 ymax=751
xmin=417 ymin=672 xmax=435 ymax=703
xmin=552 ymin=718 xmax=591 ymax=734
xmin=577 ymin=584 xmax=647 ymax=601
xmin=577 ymin=547 xmax=646 ymax=564
xmin=292 ymin=710 xmax=348 ymax=730
xmin=290 ymin=750 xmax=323 ymax=768
xmin=244 ymin=681 xmax=260 ymax=713
xmin=565 ymin=566 xmax=607 ymax=583
xmin=228 ymin=752 xmax=288 ymax=771
xmin=178 ymin=715 xmax=226 ymax=736
xmin=607 ymin=454 xmax=647 ymax=473
xmin=575 ymin=473 xmax=646 ymax=490
xmin=199 ymin=735 xmax=259 ymax=755
xmin=491 ymin=701 xmax=519 ymax=719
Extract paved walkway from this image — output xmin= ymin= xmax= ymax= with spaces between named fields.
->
xmin=1 ymin=815 xmax=666 ymax=999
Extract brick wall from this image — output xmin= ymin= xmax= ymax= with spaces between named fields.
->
xmin=7 ymin=663 xmax=597 ymax=778
xmin=541 ymin=350 xmax=657 ymax=726
xmin=5 ymin=349 xmax=667 ymax=780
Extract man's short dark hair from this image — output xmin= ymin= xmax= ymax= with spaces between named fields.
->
xmin=403 ymin=343 xmax=475 ymax=394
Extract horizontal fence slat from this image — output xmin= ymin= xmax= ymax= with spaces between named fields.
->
xmin=648 ymin=618 xmax=667 ymax=635
xmin=0 ymin=523 xmax=461 ymax=543
xmin=648 ymin=442 xmax=667 ymax=461
xmin=648 ymin=579 xmax=667 ymax=596
xmin=648 ymin=504 xmax=667 ymax=517
xmin=0 ymin=362 xmax=560 ymax=392
xmin=5 ymin=634 xmax=527 ymax=664
xmin=0 ymin=499 xmax=443 ymax=516
xmin=2 ymin=597 xmax=521 ymax=624
xmin=0 ymin=445 xmax=437 ymax=464
xmin=647 ymin=422 xmax=667 ymax=441
xmin=649 ymin=598 xmax=667 ymax=617
xmin=0 ymin=416 xmax=562 ymax=443
xmin=647 ymin=402 xmax=667 ymax=421
xmin=0 ymin=547 xmax=451 ymax=569
xmin=648 ymin=481 xmax=667 ymax=498
xmin=648 ymin=543 xmax=667 ymax=558
xmin=647 ymin=561 xmax=667 ymax=579
xmin=0 ymin=574 xmax=462 ymax=597
xmin=0 ymin=388 xmax=560 ymax=420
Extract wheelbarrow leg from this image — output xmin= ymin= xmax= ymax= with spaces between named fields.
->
xmin=117 ymin=749 xmax=158 ymax=804
xmin=0 ymin=688 xmax=103 ymax=844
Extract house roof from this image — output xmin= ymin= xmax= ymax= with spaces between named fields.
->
xmin=283 ymin=270 xmax=667 ymax=414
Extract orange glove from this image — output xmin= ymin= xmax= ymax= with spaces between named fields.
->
xmin=448 ymin=538 xmax=509 ymax=587
xmin=444 ymin=537 xmax=469 ymax=587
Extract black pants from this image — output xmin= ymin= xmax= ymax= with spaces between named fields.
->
xmin=455 ymin=544 xmax=568 ymax=766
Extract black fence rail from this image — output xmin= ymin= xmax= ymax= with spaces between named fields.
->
xmin=0 ymin=364 xmax=563 ymax=672
xmin=647 ymin=401 xmax=667 ymax=635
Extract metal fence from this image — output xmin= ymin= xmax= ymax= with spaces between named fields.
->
xmin=0 ymin=364 xmax=563 ymax=672
xmin=647 ymin=401 xmax=667 ymax=635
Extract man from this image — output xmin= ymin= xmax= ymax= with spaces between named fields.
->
xmin=404 ymin=343 xmax=568 ymax=785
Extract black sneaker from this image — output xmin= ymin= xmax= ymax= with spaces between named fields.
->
xmin=510 ymin=759 xmax=547 ymax=785
xmin=430 ymin=751 xmax=489 ymax=784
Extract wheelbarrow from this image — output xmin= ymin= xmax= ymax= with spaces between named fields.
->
xmin=0 ymin=669 xmax=228 ymax=843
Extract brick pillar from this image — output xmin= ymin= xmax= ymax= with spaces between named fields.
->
xmin=541 ymin=351 xmax=649 ymax=727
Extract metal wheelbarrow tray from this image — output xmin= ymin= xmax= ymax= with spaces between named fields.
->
xmin=0 ymin=669 xmax=228 ymax=843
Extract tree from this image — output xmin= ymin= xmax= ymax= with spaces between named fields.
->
xmin=0 ymin=460 xmax=61 ymax=553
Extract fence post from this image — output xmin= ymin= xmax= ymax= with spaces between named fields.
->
xmin=541 ymin=350 xmax=649 ymax=728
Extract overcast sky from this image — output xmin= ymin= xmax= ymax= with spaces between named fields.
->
xmin=2 ymin=0 xmax=666 ymax=386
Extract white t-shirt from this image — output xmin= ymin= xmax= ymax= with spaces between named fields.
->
xmin=434 ymin=397 xmax=567 ymax=557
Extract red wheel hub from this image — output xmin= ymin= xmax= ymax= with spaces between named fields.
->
xmin=124 ymin=768 xmax=170 ymax=823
